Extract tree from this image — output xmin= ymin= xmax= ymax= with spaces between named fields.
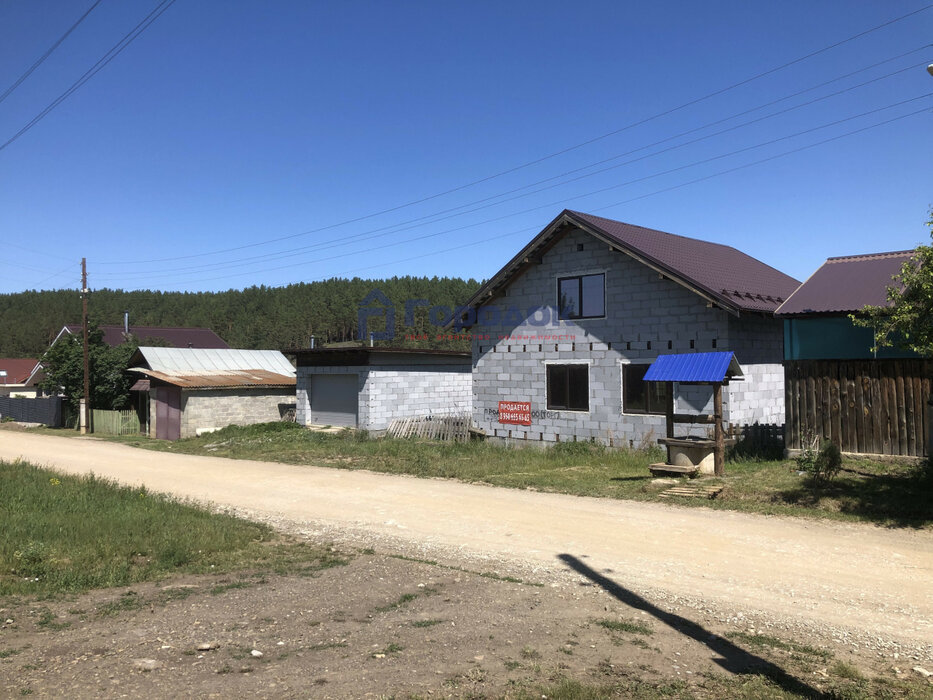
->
xmin=38 ymin=325 xmax=139 ymax=411
xmin=852 ymin=213 xmax=933 ymax=357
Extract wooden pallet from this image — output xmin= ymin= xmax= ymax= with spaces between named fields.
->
xmin=386 ymin=414 xmax=471 ymax=442
xmin=648 ymin=462 xmax=699 ymax=477
xmin=658 ymin=484 xmax=724 ymax=500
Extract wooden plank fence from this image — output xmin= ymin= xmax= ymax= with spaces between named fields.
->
xmin=386 ymin=414 xmax=471 ymax=442
xmin=785 ymin=359 xmax=932 ymax=457
xmin=91 ymin=409 xmax=141 ymax=436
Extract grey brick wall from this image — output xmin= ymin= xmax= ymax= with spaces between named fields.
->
xmin=470 ymin=226 xmax=786 ymax=446
xmin=296 ymin=364 xmax=471 ymax=431
xmin=180 ymin=389 xmax=295 ymax=438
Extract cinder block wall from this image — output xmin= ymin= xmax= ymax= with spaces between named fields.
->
xmin=363 ymin=366 xmax=471 ymax=430
xmin=470 ymin=226 xmax=786 ymax=446
xmin=180 ymin=388 xmax=295 ymax=438
xmin=296 ymin=364 xmax=471 ymax=431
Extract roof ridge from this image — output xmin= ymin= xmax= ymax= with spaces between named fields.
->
xmin=826 ymin=250 xmax=916 ymax=263
xmin=567 ymin=210 xmax=742 ymax=252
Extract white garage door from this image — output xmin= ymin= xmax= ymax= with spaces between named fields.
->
xmin=308 ymin=374 xmax=359 ymax=427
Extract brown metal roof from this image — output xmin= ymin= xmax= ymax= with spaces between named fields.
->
xmin=63 ymin=325 xmax=229 ymax=349
xmin=0 ymin=358 xmax=40 ymax=384
xmin=775 ymin=250 xmax=916 ymax=316
xmin=455 ymin=210 xmax=800 ymax=320
xmin=135 ymin=368 xmax=296 ymax=389
xmin=568 ymin=212 xmax=800 ymax=313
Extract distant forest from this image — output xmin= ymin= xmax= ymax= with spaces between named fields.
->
xmin=0 ymin=276 xmax=481 ymax=358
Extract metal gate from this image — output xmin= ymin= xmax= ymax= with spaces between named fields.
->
xmin=154 ymin=386 xmax=182 ymax=440
xmin=308 ymin=374 xmax=358 ymax=427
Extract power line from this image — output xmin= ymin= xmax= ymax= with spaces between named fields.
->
xmin=96 ymin=81 xmax=933 ymax=282
xmin=118 ymin=100 xmax=932 ymax=290
xmin=0 ymin=0 xmax=103 ymax=106
xmin=0 ymin=0 xmax=177 ymax=154
xmin=94 ymin=52 xmax=930 ymax=280
xmin=96 ymin=4 xmax=933 ymax=266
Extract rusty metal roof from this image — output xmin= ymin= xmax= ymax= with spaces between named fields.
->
xmin=137 ymin=368 xmax=296 ymax=389
xmin=131 ymin=347 xmax=296 ymax=376
xmin=776 ymin=250 xmax=916 ymax=316
xmin=643 ymin=352 xmax=743 ymax=383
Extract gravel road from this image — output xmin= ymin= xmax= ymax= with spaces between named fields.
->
xmin=2 ymin=430 xmax=931 ymax=660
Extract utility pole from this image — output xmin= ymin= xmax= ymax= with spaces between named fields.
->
xmin=81 ymin=258 xmax=90 ymax=434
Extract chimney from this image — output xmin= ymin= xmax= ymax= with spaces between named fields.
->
xmin=124 ymin=311 xmax=129 ymax=335
xmin=310 ymin=335 xmax=315 ymax=349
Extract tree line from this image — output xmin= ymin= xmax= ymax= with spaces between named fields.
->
xmin=0 ymin=276 xmax=481 ymax=358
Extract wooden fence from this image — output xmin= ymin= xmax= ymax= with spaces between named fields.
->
xmin=91 ymin=409 xmax=141 ymax=436
xmin=785 ymin=359 xmax=932 ymax=457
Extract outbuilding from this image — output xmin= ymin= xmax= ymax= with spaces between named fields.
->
xmin=129 ymin=346 xmax=296 ymax=440
xmin=292 ymin=348 xmax=471 ymax=431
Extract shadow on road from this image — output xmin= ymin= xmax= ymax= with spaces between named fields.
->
xmin=558 ymin=553 xmax=826 ymax=698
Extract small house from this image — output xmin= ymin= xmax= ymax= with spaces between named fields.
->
xmin=776 ymin=250 xmax=930 ymax=457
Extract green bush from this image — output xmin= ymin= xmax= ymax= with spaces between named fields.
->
xmin=797 ymin=439 xmax=842 ymax=484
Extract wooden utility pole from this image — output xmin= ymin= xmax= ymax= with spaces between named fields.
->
xmin=81 ymin=258 xmax=90 ymax=434
xmin=713 ymin=383 xmax=724 ymax=476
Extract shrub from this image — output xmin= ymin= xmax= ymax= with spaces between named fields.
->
xmin=797 ymin=438 xmax=842 ymax=484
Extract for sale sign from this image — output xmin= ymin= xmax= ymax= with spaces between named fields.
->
xmin=498 ymin=401 xmax=531 ymax=426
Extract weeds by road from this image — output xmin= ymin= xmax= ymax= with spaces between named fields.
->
xmin=0 ymin=459 xmax=346 ymax=597
xmin=45 ymin=422 xmax=933 ymax=528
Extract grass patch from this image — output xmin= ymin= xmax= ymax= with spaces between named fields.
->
xmin=210 ymin=580 xmax=252 ymax=596
xmin=0 ymin=460 xmax=348 ymax=598
xmin=0 ymin=647 xmax=22 ymax=659
xmin=410 ymin=618 xmax=444 ymax=628
xmin=386 ymin=553 xmax=544 ymax=587
xmin=45 ymin=422 xmax=933 ymax=527
xmin=308 ymin=641 xmax=348 ymax=652
xmin=595 ymin=617 xmax=653 ymax=636
xmin=725 ymin=631 xmax=831 ymax=660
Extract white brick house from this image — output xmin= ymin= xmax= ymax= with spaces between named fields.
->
xmin=454 ymin=210 xmax=800 ymax=447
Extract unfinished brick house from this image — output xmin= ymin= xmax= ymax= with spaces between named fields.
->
xmin=454 ymin=210 xmax=800 ymax=446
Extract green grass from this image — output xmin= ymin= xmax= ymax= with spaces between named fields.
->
xmin=725 ymin=631 xmax=831 ymax=660
xmin=34 ymin=423 xmax=933 ymax=526
xmin=0 ymin=459 xmax=348 ymax=597
xmin=595 ymin=617 xmax=653 ymax=636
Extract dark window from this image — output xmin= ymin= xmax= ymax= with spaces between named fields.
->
xmin=558 ymin=273 xmax=604 ymax=319
xmin=546 ymin=364 xmax=589 ymax=411
xmin=623 ymin=364 xmax=670 ymax=415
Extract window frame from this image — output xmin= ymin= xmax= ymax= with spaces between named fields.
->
xmin=556 ymin=272 xmax=606 ymax=320
xmin=621 ymin=361 xmax=671 ymax=416
xmin=545 ymin=361 xmax=590 ymax=412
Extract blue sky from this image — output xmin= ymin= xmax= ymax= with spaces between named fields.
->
xmin=0 ymin=0 xmax=931 ymax=295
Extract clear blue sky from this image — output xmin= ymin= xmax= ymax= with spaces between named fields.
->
xmin=1 ymin=0 xmax=931 ymax=295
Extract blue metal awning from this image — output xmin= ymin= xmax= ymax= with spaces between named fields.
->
xmin=642 ymin=352 xmax=742 ymax=383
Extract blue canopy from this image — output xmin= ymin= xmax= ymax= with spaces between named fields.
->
xmin=642 ymin=352 xmax=742 ymax=383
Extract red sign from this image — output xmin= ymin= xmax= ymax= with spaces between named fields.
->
xmin=499 ymin=401 xmax=531 ymax=426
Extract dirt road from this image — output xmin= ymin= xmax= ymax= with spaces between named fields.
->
xmin=2 ymin=430 xmax=931 ymax=654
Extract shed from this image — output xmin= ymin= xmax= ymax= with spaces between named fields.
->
xmin=291 ymin=348 xmax=471 ymax=431
xmin=129 ymin=347 xmax=296 ymax=440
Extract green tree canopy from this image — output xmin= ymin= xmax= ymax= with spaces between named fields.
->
xmin=852 ymin=213 xmax=933 ymax=357
xmin=38 ymin=325 xmax=139 ymax=411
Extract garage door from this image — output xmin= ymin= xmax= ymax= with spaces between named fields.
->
xmin=308 ymin=374 xmax=359 ymax=427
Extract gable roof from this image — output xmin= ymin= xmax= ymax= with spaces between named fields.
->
xmin=775 ymin=250 xmax=915 ymax=316
xmin=0 ymin=358 xmax=39 ymax=384
xmin=128 ymin=347 xmax=295 ymax=390
xmin=61 ymin=324 xmax=229 ymax=349
xmin=458 ymin=210 xmax=800 ymax=318
xmin=643 ymin=352 xmax=743 ymax=384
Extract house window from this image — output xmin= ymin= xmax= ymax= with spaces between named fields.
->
xmin=546 ymin=364 xmax=589 ymax=411
xmin=558 ymin=273 xmax=605 ymax=319
xmin=622 ymin=363 xmax=670 ymax=415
